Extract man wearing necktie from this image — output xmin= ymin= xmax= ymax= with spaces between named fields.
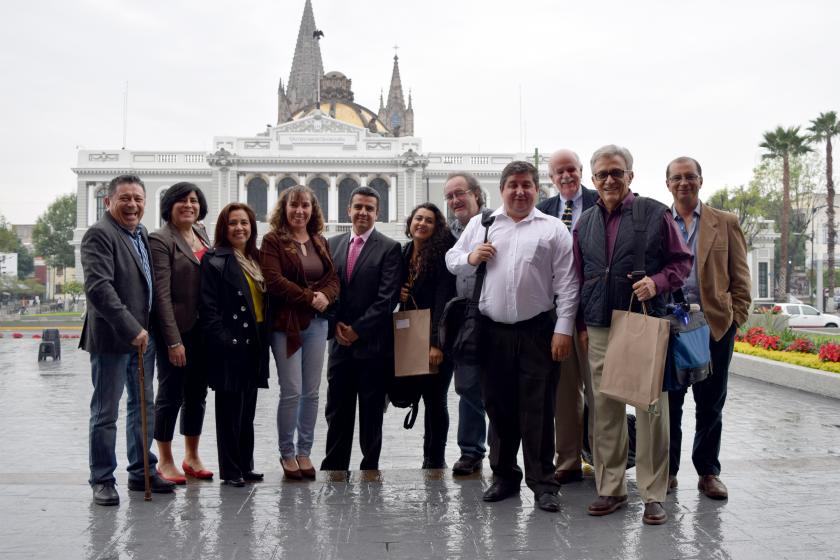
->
xmin=536 ymin=149 xmax=598 ymax=484
xmin=321 ymin=186 xmax=402 ymax=471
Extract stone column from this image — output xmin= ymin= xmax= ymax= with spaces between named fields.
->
xmin=87 ymin=183 xmax=96 ymax=226
xmin=238 ymin=174 xmax=246 ymax=202
xmin=360 ymin=174 xmax=367 ymax=187
xmin=267 ymin=174 xmax=276 ymax=218
xmin=389 ymin=175 xmax=397 ymax=223
xmin=328 ymin=174 xmax=338 ymax=223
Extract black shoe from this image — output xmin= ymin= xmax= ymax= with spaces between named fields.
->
xmin=222 ymin=478 xmax=245 ymax=487
xmin=127 ymin=475 xmax=175 ymax=494
xmin=92 ymin=482 xmax=119 ymax=506
xmin=452 ymin=454 xmax=483 ymax=475
xmin=482 ymin=480 xmax=520 ymax=502
xmin=243 ymin=471 xmax=264 ymax=482
xmin=421 ymin=458 xmax=446 ymax=469
xmin=537 ymin=492 xmax=560 ymax=512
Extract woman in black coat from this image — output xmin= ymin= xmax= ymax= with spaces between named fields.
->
xmin=199 ymin=203 xmax=269 ymax=487
xmin=399 ymin=203 xmax=457 ymax=469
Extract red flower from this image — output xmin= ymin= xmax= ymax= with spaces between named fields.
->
xmin=819 ymin=343 xmax=840 ymax=362
xmin=785 ymin=338 xmax=815 ymax=353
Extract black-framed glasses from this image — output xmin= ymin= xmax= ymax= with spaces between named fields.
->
xmin=592 ymin=169 xmax=628 ymax=182
xmin=667 ymin=173 xmax=700 ymax=184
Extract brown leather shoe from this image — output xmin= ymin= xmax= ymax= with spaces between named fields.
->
xmin=643 ymin=502 xmax=667 ymax=525
xmin=554 ymin=469 xmax=584 ymax=484
xmin=667 ymin=475 xmax=678 ymax=494
xmin=698 ymin=475 xmax=728 ymax=500
xmin=587 ymin=495 xmax=628 ymax=516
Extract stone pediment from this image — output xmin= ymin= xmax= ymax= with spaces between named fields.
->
xmin=276 ymin=111 xmax=365 ymax=135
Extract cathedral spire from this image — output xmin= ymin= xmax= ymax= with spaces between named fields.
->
xmin=285 ymin=0 xmax=324 ymax=115
xmin=277 ymin=78 xmax=291 ymax=124
xmin=382 ymin=54 xmax=412 ymax=136
xmin=385 ymin=54 xmax=406 ymax=113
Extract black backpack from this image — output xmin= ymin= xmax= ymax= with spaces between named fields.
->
xmin=386 ymin=374 xmax=427 ymax=429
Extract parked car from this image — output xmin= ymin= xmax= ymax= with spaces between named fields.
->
xmin=753 ymin=302 xmax=840 ymax=328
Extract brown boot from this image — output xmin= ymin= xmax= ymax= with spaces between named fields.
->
xmin=698 ymin=475 xmax=728 ymax=500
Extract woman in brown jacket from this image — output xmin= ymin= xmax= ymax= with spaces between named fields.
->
xmin=260 ymin=185 xmax=339 ymax=479
xmin=149 ymin=182 xmax=213 ymax=483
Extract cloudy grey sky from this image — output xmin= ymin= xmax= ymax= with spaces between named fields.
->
xmin=1 ymin=0 xmax=837 ymax=223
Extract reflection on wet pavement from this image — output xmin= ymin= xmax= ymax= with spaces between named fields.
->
xmin=1 ymin=338 xmax=839 ymax=559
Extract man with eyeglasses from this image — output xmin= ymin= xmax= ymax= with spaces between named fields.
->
xmin=574 ymin=145 xmax=692 ymax=525
xmin=665 ymin=157 xmax=750 ymax=501
xmin=443 ymin=173 xmax=493 ymax=476
xmin=536 ymin=150 xmax=598 ymax=486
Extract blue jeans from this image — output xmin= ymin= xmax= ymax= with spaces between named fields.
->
xmin=453 ymin=361 xmax=487 ymax=459
xmin=271 ymin=318 xmax=328 ymax=459
xmin=88 ymin=339 xmax=158 ymax=485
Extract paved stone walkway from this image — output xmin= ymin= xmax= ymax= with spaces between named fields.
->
xmin=1 ymin=337 xmax=839 ymax=559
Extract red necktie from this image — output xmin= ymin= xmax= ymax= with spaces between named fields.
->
xmin=346 ymin=236 xmax=364 ymax=282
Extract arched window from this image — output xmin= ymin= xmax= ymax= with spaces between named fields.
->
xmin=247 ymin=177 xmax=268 ymax=221
xmin=278 ymin=177 xmax=297 ymax=194
xmin=94 ymin=186 xmax=107 ymax=221
xmin=309 ymin=177 xmax=329 ymax=220
xmin=338 ymin=178 xmax=359 ymax=222
xmin=368 ymin=178 xmax=389 ymax=222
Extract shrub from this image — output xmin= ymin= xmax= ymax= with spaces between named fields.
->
xmin=818 ymin=343 xmax=840 ymax=363
xmin=785 ymin=338 xmax=815 ymax=353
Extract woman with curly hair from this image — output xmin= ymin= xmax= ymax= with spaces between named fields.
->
xmin=399 ymin=202 xmax=457 ymax=468
xmin=260 ymin=185 xmax=339 ymax=480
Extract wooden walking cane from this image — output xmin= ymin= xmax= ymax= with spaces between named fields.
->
xmin=137 ymin=348 xmax=152 ymax=501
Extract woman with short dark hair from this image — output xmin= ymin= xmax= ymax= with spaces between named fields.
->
xmin=399 ymin=203 xmax=456 ymax=468
xmin=200 ymin=203 xmax=270 ymax=487
xmin=260 ymin=185 xmax=339 ymax=479
xmin=150 ymin=182 xmax=212 ymax=483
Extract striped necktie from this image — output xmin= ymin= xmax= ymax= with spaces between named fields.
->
xmin=561 ymin=200 xmax=574 ymax=231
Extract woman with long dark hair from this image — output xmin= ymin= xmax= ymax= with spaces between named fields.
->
xmin=150 ymin=182 xmax=212 ymax=483
xmin=199 ymin=203 xmax=269 ymax=487
xmin=260 ymin=185 xmax=339 ymax=480
xmin=399 ymin=202 xmax=456 ymax=468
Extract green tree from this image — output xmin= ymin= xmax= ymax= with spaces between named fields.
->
xmin=63 ymin=279 xmax=84 ymax=304
xmin=808 ymin=111 xmax=840 ymax=305
xmin=760 ymin=126 xmax=812 ymax=299
xmin=0 ymin=216 xmax=34 ymax=279
xmin=32 ymin=193 xmax=76 ymax=268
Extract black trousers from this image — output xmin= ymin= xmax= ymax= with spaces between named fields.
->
xmin=480 ymin=311 xmax=560 ymax=496
xmin=153 ymin=328 xmax=208 ymax=441
xmin=669 ymin=322 xmax=737 ymax=477
xmin=421 ymin=361 xmax=454 ymax=467
xmin=320 ymin=357 xmax=387 ymax=471
xmin=214 ymin=386 xmax=258 ymax=480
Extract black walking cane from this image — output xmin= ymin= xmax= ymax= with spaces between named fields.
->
xmin=137 ymin=348 xmax=152 ymax=501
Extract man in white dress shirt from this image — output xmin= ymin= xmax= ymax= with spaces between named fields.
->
xmin=446 ymin=160 xmax=578 ymax=513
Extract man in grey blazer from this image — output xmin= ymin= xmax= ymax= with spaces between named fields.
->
xmin=81 ymin=174 xmax=174 ymax=506
xmin=536 ymin=149 xmax=598 ymax=484
xmin=321 ymin=186 xmax=402 ymax=471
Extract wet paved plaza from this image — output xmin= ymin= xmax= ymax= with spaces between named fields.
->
xmin=1 ymin=336 xmax=839 ymax=559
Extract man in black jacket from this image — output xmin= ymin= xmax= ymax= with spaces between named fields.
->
xmin=536 ymin=149 xmax=598 ymax=484
xmin=81 ymin=174 xmax=175 ymax=506
xmin=321 ymin=186 xmax=402 ymax=471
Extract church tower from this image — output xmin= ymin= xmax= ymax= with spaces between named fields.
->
xmin=378 ymin=55 xmax=413 ymax=137
xmin=279 ymin=0 xmax=324 ymax=123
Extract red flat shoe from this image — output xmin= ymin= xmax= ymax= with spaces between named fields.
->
xmin=182 ymin=461 xmax=214 ymax=480
xmin=156 ymin=468 xmax=186 ymax=485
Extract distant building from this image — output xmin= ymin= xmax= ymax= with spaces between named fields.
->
xmin=0 ymin=253 xmax=18 ymax=278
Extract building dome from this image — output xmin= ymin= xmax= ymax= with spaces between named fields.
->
xmin=291 ymin=101 xmax=391 ymax=135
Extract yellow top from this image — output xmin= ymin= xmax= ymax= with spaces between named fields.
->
xmin=243 ymin=272 xmax=264 ymax=323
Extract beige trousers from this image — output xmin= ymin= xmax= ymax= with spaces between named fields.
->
xmin=587 ymin=326 xmax=669 ymax=503
xmin=554 ymin=331 xmax=593 ymax=470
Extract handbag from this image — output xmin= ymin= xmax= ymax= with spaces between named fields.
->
xmin=663 ymin=289 xmax=712 ymax=392
xmin=438 ymin=211 xmax=495 ymax=365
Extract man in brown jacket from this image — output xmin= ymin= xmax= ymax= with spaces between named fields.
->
xmin=666 ymin=156 xmax=751 ymax=500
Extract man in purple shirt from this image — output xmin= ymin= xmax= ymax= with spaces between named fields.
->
xmin=574 ymin=145 xmax=692 ymax=525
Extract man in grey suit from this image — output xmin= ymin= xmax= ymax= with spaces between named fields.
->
xmin=81 ymin=174 xmax=174 ymax=506
xmin=536 ymin=149 xmax=598 ymax=484
xmin=320 ymin=186 xmax=402 ymax=471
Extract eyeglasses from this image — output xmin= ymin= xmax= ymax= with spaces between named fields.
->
xmin=592 ymin=169 xmax=628 ymax=182
xmin=667 ymin=174 xmax=700 ymax=184
xmin=444 ymin=189 xmax=471 ymax=201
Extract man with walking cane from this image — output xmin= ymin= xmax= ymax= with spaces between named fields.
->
xmin=81 ymin=174 xmax=175 ymax=506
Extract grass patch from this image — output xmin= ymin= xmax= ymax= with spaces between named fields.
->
xmin=735 ymin=342 xmax=840 ymax=374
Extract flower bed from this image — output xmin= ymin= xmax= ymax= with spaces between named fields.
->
xmin=734 ymin=325 xmax=840 ymax=374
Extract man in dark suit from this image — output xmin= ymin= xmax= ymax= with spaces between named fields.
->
xmin=536 ymin=149 xmax=598 ymax=484
xmin=320 ymin=186 xmax=402 ymax=471
xmin=81 ymin=174 xmax=175 ymax=506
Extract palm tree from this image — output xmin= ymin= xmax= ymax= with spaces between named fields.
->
xmin=808 ymin=111 xmax=840 ymax=309
xmin=760 ymin=126 xmax=812 ymax=300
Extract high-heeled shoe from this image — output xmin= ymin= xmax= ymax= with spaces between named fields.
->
xmin=156 ymin=468 xmax=186 ymax=485
xmin=281 ymin=457 xmax=302 ymax=480
xmin=296 ymin=456 xmax=317 ymax=480
xmin=182 ymin=461 xmax=214 ymax=480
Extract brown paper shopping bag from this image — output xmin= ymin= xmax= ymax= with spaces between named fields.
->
xmin=393 ymin=308 xmax=436 ymax=377
xmin=600 ymin=297 xmax=670 ymax=411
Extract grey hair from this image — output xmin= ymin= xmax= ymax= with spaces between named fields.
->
xmin=589 ymin=145 xmax=634 ymax=172
xmin=445 ymin=172 xmax=485 ymax=208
